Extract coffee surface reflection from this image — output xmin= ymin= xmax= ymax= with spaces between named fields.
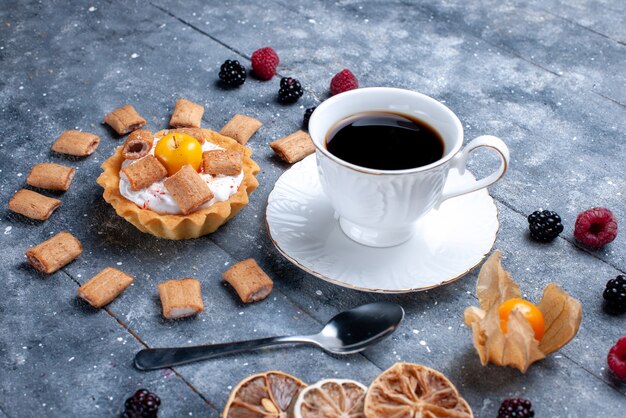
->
xmin=325 ymin=112 xmax=444 ymax=171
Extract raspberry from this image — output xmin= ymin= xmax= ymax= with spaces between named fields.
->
xmin=303 ymin=107 xmax=316 ymax=130
xmin=251 ymin=47 xmax=279 ymax=80
xmin=497 ymin=398 xmax=535 ymax=418
xmin=527 ymin=210 xmax=564 ymax=242
xmin=330 ymin=69 xmax=358 ymax=96
xmin=219 ymin=59 xmax=246 ymax=87
xmin=574 ymin=207 xmax=618 ymax=248
xmin=278 ymin=77 xmax=303 ymax=104
xmin=607 ymin=337 xmax=626 ymax=380
xmin=604 ymin=275 xmax=626 ymax=314
xmin=122 ymin=389 xmax=161 ymax=418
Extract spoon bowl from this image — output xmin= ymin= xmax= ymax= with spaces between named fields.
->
xmin=310 ymin=301 xmax=404 ymax=354
xmin=135 ymin=301 xmax=404 ymax=371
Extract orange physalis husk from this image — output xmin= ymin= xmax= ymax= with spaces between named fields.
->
xmin=464 ymin=250 xmax=582 ymax=373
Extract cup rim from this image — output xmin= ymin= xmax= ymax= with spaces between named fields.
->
xmin=309 ymin=87 xmax=464 ymax=175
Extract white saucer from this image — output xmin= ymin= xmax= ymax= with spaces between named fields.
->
xmin=266 ymin=155 xmax=499 ymax=293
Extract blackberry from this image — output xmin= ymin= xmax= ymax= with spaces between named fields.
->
xmin=303 ymin=107 xmax=316 ymax=130
xmin=122 ymin=389 xmax=161 ymax=418
xmin=603 ymin=275 xmax=626 ymax=314
xmin=528 ymin=210 xmax=563 ymax=242
xmin=219 ymin=60 xmax=246 ymax=87
xmin=278 ymin=77 xmax=303 ymax=103
xmin=497 ymin=398 xmax=534 ymax=418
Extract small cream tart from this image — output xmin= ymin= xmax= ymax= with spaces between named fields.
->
xmin=119 ymin=140 xmax=243 ymax=214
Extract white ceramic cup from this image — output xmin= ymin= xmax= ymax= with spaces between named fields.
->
xmin=308 ymin=87 xmax=510 ymax=247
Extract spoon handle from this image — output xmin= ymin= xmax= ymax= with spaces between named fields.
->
xmin=134 ymin=335 xmax=310 ymax=370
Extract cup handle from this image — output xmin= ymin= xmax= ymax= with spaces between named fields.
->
xmin=437 ymin=135 xmax=510 ymax=207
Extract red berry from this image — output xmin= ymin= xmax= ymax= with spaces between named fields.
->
xmin=330 ymin=69 xmax=359 ymax=95
xmin=607 ymin=336 xmax=626 ymax=380
xmin=251 ymin=47 xmax=279 ymax=80
xmin=574 ymin=207 xmax=618 ymax=248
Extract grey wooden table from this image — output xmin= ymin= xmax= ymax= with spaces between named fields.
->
xmin=1 ymin=0 xmax=625 ymax=416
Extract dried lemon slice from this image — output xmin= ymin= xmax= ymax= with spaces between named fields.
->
xmin=294 ymin=378 xmax=367 ymax=418
xmin=364 ymin=363 xmax=473 ymax=418
xmin=223 ymin=371 xmax=306 ymax=418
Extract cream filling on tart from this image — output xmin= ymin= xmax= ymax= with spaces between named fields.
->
xmin=119 ymin=139 xmax=244 ymax=215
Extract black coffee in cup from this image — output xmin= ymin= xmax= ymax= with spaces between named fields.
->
xmin=325 ymin=112 xmax=444 ymax=170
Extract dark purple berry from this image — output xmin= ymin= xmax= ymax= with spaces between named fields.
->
xmin=219 ymin=59 xmax=246 ymax=87
xmin=604 ymin=275 xmax=626 ymax=314
xmin=278 ymin=77 xmax=303 ymax=103
xmin=303 ymin=107 xmax=316 ymax=130
xmin=122 ymin=389 xmax=160 ymax=418
xmin=497 ymin=398 xmax=534 ymax=418
xmin=528 ymin=209 xmax=563 ymax=242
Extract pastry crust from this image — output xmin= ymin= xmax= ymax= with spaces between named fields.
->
xmin=170 ymin=99 xmax=204 ymax=128
xmin=202 ymin=149 xmax=242 ymax=176
xmin=78 ymin=267 xmax=133 ymax=308
xmin=270 ymin=130 xmax=315 ymax=163
xmin=158 ymin=278 xmax=204 ymax=319
xmin=122 ymin=130 xmax=153 ymax=160
xmin=97 ymin=129 xmax=260 ymax=240
xmin=9 ymin=189 xmax=61 ymax=220
xmin=223 ymin=258 xmax=273 ymax=303
xmin=104 ymin=105 xmax=146 ymax=135
xmin=219 ymin=114 xmax=262 ymax=145
xmin=52 ymin=130 xmax=100 ymax=157
xmin=121 ymin=155 xmax=168 ymax=191
xmin=26 ymin=231 xmax=82 ymax=274
xmin=163 ymin=164 xmax=214 ymax=215
xmin=27 ymin=163 xmax=76 ymax=191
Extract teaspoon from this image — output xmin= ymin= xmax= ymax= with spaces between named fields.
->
xmin=134 ymin=301 xmax=404 ymax=371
